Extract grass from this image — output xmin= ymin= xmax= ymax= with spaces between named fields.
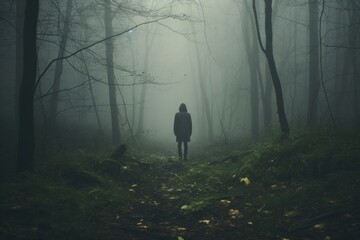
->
xmin=1 ymin=128 xmax=360 ymax=239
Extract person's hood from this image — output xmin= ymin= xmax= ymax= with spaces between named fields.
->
xmin=179 ymin=103 xmax=187 ymax=112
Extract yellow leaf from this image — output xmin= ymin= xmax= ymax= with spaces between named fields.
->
xmin=180 ymin=205 xmax=189 ymax=210
xmin=240 ymin=177 xmax=251 ymax=185
xmin=199 ymin=219 xmax=210 ymax=224
xmin=247 ymin=221 xmax=253 ymax=225
xmin=313 ymin=223 xmax=326 ymax=230
xmin=220 ymin=199 xmax=231 ymax=205
xmin=178 ymin=237 xmax=184 ymax=240
xmin=177 ymin=227 xmax=187 ymax=231
xmin=229 ymin=209 xmax=240 ymax=218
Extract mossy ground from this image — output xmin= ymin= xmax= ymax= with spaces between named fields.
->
xmin=1 ymin=129 xmax=360 ymax=239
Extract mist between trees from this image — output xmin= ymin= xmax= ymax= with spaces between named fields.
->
xmin=0 ymin=0 xmax=359 ymax=172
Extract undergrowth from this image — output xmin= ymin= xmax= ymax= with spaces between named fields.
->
xmin=1 ymin=128 xmax=360 ymax=239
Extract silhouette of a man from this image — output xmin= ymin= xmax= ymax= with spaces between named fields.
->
xmin=173 ymin=103 xmax=192 ymax=160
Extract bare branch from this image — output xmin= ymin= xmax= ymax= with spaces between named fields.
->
xmin=252 ymin=0 xmax=266 ymax=54
xmin=35 ymin=16 xmax=170 ymax=91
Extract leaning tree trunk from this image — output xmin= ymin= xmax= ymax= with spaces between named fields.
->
xmin=307 ymin=0 xmax=320 ymax=127
xmin=47 ymin=0 xmax=73 ymax=135
xmin=104 ymin=0 xmax=121 ymax=143
xmin=253 ymin=0 xmax=290 ymax=136
xmin=17 ymin=0 xmax=39 ymax=172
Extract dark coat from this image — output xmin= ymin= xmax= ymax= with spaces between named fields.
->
xmin=173 ymin=104 xmax=192 ymax=142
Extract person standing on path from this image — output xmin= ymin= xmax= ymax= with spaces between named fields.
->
xmin=173 ymin=103 xmax=192 ymax=161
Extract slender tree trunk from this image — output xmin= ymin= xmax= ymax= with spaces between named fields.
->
xmin=81 ymin=53 xmax=102 ymax=130
xmin=307 ymin=0 xmax=320 ymax=126
xmin=48 ymin=0 xmax=73 ymax=134
xmin=242 ymin=13 xmax=259 ymax=139
xmin=137 ymin=24 xmax=157 ymax=136
xmin=333 ymin=2 xmax=343 ymax=120
xmin=190 ymin=24 xmax=213 ymax=141
xmin=104 ymin=1 xmax=120 ymax=143
xmin=264 ymin=62 xmax=273 ymax=131
xmin=253 ymin=0 xmax=290 ymax=136
xmin=291 ymin=12 xmax=298 ymax=124
xmin=128 ymin=36 xmax=136 ymax=129
xmin=17 ymin=0 xmax=39 ymax=172
xmin=15 ymin=0 xmax=26 ymax=124
xmin=14 ymin=0 xmax=26 ymax=165
xmin=349 ymin=2 xmax=360 ymax=122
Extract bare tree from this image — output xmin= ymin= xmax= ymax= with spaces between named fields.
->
xmin=307 ymin=0 xmax=320 ymax=126
xmin=137 ymin=23 xmax=157 ymax=137
xmin=104 ymin=0 xmax=121 ymax=143
xmin=242 ymin=8 xmax=259 ymax=139
xmin=253 ymin=0 xmax=290 ymax=136
xmin=47 ymin=0 xmax=73 ymax=135
xmin=15 ymin=0 xmax=26 ymax=125
xmin=17 ymin=0 xmax=39 ymax=172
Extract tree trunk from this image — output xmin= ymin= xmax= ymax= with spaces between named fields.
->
xmin=17 ymin=0 xmax=39 ymax=172
xmin=307 ymin=0 xmax=320 ymax=126
xmin=15 ymin=0 xmax=26 ymax=124
xmin=348 ymin=2 xmax=360 ymax=123
xmin=242 ymin=12 xmax=259 ymax=139
xmin=253 ymin=0 xmax=290 ymax=136
xmin=104 ymin=1 xmax=121 ymax=143
xmin=264 ymin=62 xmax=273 ymax=131
xmin=137 ymin=24 xmax=157 ymax=137
xmin=48 ymin=0 xmax=73 ymax=134
xmin=82 ymin=53 xmax=102 ymax=130
xmin=265 ymin=2 xmax=289 ymax=135
xmin=190 ymin=24 xmax=213 ymax=141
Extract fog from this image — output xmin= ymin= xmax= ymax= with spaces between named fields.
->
xmin=1 ymin=0 xmax=360 ymax=165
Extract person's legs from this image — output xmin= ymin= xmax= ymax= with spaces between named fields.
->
xmin=184 ymin=142 xmax=188 ymax=161
xmin=177 ymin=142 xmax=182 ymax=159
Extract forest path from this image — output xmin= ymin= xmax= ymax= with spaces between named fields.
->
xmin=107 ymin=149 xmax=360 ymax=240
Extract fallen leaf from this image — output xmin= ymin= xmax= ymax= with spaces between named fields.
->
xmin=181 ymin=205 xmax=189 ymax=210
xmin=177 ymin=227 xmax=187 ymax=231
xmin=284 ymin=210 xmax=299 ymax=218
xmin=240 ymin=177 xmax=251 ymax=185
xmin=199 ymin=219 xmax=210 ymax=224
xmin=313 ymin=223 xmax=326 ymax=230
xmin=178 ymin=237 xmax=184 ymax=240
xmin=220 ymin=199 xmax=231 ymax=205
xmin=247 ymin=221 xmax=253 ymax=225
xmin=136 ymin=225 xmax=148 ymax=229
xmin=229 ymin=209 xmax=241 ymax=218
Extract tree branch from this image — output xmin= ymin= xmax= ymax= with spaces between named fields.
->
xmin=35 ymin=16 xmax=170 ymax=91
xmin=252 ymin=0 xmax=266 ymax=54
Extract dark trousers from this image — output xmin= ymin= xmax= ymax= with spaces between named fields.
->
xmin=177 ymin=141 xmax=188 ymax=160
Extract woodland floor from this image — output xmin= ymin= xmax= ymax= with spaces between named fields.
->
xmin=1 ymin=130 xmax=360 ymax=240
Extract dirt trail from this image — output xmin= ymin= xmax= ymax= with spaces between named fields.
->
xmin=107 ymin=153 xmax=360 ymax=240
